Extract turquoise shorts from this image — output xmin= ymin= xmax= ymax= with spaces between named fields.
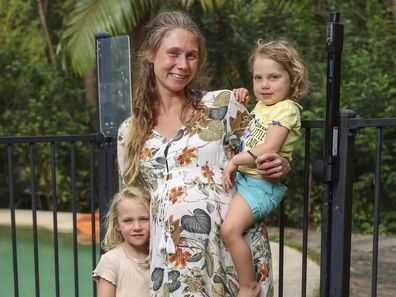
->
xmin=235 ymin=171 xmax=288 ymax=223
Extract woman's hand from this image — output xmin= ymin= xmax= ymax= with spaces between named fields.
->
xmin=255 ymin=153 xmax=290 ymax=182
xmin=232 ymin=88 xmax=249 ymax=106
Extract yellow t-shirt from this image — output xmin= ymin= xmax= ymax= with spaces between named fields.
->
xmin=239 ymin=99 xmax=302 ymax=176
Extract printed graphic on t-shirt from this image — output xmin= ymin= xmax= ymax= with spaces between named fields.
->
xmin=241 ymin=118 xmax=267 ymax=150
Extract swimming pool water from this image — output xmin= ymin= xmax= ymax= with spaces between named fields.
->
xmin=0 ymin=226 xmax=100 ymax=297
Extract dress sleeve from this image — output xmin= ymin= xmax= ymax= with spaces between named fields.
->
xmin=223 ymin=90 xmax=250 ymax=158
xmin=92 ymin=252 xmax=118 ymax=286
xmin=117 ymin=119 xmax=130 ymax=186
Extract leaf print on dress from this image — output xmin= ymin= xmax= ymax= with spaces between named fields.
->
xmin=198 ymin=120 xmax=224 ymax=141
xmin=202 ymin=249 xmax=214 ymax=277
xmin=209 ymin=106 xmax=228 ymax=120
xmin=152 ymin=267 xmax=165 ymax=291
xmin=181 ymin=208 xmax=211 ymax=234
xmin=229 ymin=109 xmax=250 ymax=135
xmin=168 ymin=270 xmax=182 ymax=293
xmin=213 ymin=90 xmax=231 ymax=107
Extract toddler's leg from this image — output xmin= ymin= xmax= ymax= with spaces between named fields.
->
xmin=221 ymin=193 xmax=261 ymax=297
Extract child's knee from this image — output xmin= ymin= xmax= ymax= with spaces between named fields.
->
xmin=221 ymin=221 xmax=233 ymax=243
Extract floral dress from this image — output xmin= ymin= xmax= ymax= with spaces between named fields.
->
xmin=118 ymin=90 xmax=274 ymax=297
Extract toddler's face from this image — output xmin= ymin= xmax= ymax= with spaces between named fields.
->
xmin=252 ymin=56 xmax=291 ymax=106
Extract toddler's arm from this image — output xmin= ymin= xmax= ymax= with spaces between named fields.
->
xmin=98 ymin=277 xmax=116 ymax=297
xmin=232 ymin=88 xmax=249 ymax=106
xmin=234 ymin=125 xmax=288 ymax=167
xmin=222 ymin=125 xmax=289 ymax=190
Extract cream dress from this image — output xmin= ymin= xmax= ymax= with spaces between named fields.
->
xmin=118 ymin=90 xmax=274 ymax=297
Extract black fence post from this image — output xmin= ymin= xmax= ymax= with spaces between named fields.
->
xmin=95 ymin=32 xmax=114 ymax=253
xmin=313 ymin=12 xmax=344 ymax=297
xmin=330 ymin=110 xmax=356 ymax=297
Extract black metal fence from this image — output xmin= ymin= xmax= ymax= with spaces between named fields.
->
xmin=0 ymin=134 xmax=114 ymax=297
xmin=2 ymin=115 xmax=395 ymax=297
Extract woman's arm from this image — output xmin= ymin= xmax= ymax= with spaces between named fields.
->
xmin=97 ymin=278 xmax=116 ymax=297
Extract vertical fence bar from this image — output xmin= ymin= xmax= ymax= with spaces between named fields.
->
xmin=105 ymin=140 xmax=114 ymax=205
xmin=89 ymin=141 xmax=97 ymax=297
xmin=8 ymin=144 xmax=19 ymax=297
xmin=278 ymin=201 xmax=285 ymax=297
xmin=371 ymin=128 xmax=382 ymax=297
xmin=71 ymin=142 xmax=79 ymax=297
xmin=29 ymin=143 xmax=40 ymax=297
xmin=97 ymin=136 xmax=106 ymax=254
xmin=301 ymin=128 xmax=311 ymax=297
xmin=50 ymin=143 xmax=60 ymax=297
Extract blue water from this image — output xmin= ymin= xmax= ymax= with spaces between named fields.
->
xmin=0 ymin=226 xmax=100 ymax=297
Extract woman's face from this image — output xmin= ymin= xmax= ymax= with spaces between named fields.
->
xmin=150 ymin=28 xmax=199 ymax=97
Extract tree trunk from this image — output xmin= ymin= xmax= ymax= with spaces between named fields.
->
xmin=84 ymin=70 xmax=97 ymax=131
xmin=36 ymin=0 xmax=56 ymax=69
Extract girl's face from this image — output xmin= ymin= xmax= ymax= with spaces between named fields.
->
xmin=150 ymin=28 xmax=199 ymax=97
xmin=115 ymin=198 xmax=150 ymax=252
xmin=252 ymin=56 xmax=291 ymax=106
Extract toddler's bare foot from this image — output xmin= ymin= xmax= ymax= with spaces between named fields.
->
xmin=237 ymin=282 xmax=261 ymax=297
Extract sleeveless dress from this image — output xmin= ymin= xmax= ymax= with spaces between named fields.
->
xmin=118 ymin=90 xmax=274 ymax=297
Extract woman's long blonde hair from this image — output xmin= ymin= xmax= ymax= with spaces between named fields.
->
xmin=101 ymin=186 xmax=150 ymax=251
xmin=123 ymin=11 xmax=207 ymax=185
xmin=248 ymin=39 xmax=309 ymax=101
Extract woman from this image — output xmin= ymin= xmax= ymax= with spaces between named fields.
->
xmin=117 ymin=11 xmax=289 ymax=297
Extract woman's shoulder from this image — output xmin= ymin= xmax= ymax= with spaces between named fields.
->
xmin=198 ymin=89 xmax=242 ymax=108
xmin=118 ymin=116 xmax=133 ymax=144
xmin=198 ymin=89 xmax=246 ymax=110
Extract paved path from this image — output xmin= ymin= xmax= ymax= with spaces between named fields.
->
xmin=0 ymin=209 xmax=80 ymax=233
xmin=274 ymin=227 xmax=396 ymax=297
xmin=271 ymin=241 xmax=320 ymax=297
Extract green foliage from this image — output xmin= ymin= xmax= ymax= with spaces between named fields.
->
xmin=1 ymin=0 xmax=395 ymax=233
xmin=0 ymin=0 xmax=94 ymax=212
xmin=191 ymin=0 xmax=396 ymax=234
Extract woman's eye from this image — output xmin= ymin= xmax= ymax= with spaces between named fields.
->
xmin=187 ymin=53 xmax=197 ymax=60
xmin=253 ymin=76 xmax=262 ymax=81
xmin=270 ymin=75 xmax=280 ymax=80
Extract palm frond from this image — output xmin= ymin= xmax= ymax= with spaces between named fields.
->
xmin=58 ymin=0 xmax=156 ymax=76
xmin=180 ymin=0 xmax=225 ymax=12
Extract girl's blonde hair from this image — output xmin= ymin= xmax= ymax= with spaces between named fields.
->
xmin=248 ymin=39 xmax=309 ymax=101
xmin=101 ymin=186 xmax=150 ymax=251
xmin=123 ymin=11 xmax=207 ymax=185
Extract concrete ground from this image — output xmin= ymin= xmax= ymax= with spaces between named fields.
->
xmin=271 ymin=241 xmax=320 ymax=297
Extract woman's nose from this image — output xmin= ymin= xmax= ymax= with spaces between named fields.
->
xmin=177 ymin=56 xmax=188 ymax=69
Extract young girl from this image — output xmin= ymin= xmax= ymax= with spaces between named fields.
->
xmin=221 ymin=39 xmax=309 ymax=297
xmin=92 ymin=186 xmax=150 ymax=297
